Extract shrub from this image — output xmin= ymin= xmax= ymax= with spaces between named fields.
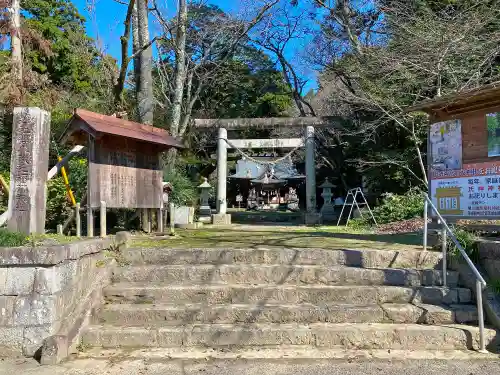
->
xmin=0 ymin=171 xmax=9 ymax=214
xmin=0 ymin=228 xmax=27 ymax=247
xmin=347 ymin=217 xmax=371 ymax=230
xmin=164 ymin=167 xmax=198 ymax=206
xmin=45 ymin=176 xmax=73 ymax=231
xmin=490 ymin=278 xmax=500 ymax=296
xmin=444 ymin=226 xmax=479 ymax=263
xmin=370 ymin=188 xmax=424 ymax=224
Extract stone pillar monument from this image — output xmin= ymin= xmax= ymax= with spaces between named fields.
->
xmin=304 ymin=125 xmax=320 ymax=225
xmin=7 ymin=107 xmax=51 ymax=234
xmin=213 ymin=127 xmax=231 ymax=225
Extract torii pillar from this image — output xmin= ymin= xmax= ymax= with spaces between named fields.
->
xmin=213 ymin=127 xmax=231 ymax=225
xmin=304 ymin=125 xmax=321 ymax=225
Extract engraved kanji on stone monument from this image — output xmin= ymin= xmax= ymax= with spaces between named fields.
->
xmin=8 ymin=107 xmax=51 ymax=234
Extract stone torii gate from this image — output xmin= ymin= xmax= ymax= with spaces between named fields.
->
xmin=193 ymin=117 xmax=339 ymax=225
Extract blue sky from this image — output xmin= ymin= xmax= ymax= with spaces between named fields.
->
xmin=73 ymin=0 xmax=317 ymax=92
xmin=74 ymin=0 xmax=246 ymax=58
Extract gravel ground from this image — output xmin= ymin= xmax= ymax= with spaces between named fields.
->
xmin=1 ymin=358 xmax=500 ymax=375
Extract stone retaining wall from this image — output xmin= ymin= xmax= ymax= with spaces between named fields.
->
xmin=449 ymin=238 xmax=500 ymax=330
xmin=478 ymin=239 xmax=500 ymax=280
xmin=0 ymin=237 xmax=117 ymax=358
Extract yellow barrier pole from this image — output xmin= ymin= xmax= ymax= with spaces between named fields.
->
xmin=0 ymin=174 xmax=9 ymax=196
xmin=58 ymin=156 xmax=76 ymax=206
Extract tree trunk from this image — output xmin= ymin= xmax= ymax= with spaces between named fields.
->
xmin=136 ymin=0 xmax=154 ymax=125
xmin=165 ymin=147 xmax=178 ymax=173
xmin=169 ymin=0 xmax=188 ymax=137
xmin=132 ymin=2 xmax=140 ymax=90
xmin=114 ymin=0 xmax=136 ymax=108
xmin=10 ymin=0 xmax=22 ymax=85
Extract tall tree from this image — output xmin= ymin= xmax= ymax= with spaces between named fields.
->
xmin=168 ymin=0 xmax=187 ymax=136
xmin=9 ymin=0 xmax=22 ymax=85
xmin=152 ymin=0 xmax=279 ymax=169
xmin=252 ymin=4 xmax=315 ymax=116
xmin=313 ymin=0 xmax=500 ymax=190
xmin=135 ymin=0 xmax=154 ymax=124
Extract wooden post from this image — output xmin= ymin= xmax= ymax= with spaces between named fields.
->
xmin=75 ymin=202 xmax=81 ymax=237
xmin=158 ymin=208 xmax=163 ymax=233
xmin=169 ymin=203 xmax=175 ymax=235
xmin=57 ymin=224 xmax=63 ymax=235
xmin=163 ymin=206 xmax=168 ymax=231
xmin=87 ymin=134 xmax=94 ymax=237
xmin=148 ymin=208 xmax=153 ymax=233
xmin=100 ymin=200 xmax=106 ymax=238
xmin=141 ymin=208 xmax=151 ymax=233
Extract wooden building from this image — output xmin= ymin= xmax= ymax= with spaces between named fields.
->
xmin=407 ymin=82 xmax=500 ymax=219
xmin=60 ymin=109 xmax=183 ymax=234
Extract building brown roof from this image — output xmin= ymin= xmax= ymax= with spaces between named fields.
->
xmin=61 ymin=108 xmax=184 ymax=148
xmin=405 ymin=81 xmax=500 ymax=117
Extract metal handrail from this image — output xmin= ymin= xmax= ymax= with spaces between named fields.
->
xmin=422 ymin=194 xmax=488 ymax=353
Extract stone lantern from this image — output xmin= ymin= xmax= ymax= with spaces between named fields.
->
xmin=198 ymin=177 xmax=212 ymax=222
xmin=319 ymin=178 xmax=336 ymax=222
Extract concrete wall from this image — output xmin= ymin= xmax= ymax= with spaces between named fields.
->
xmin=0 ymin=238 xmax=116 ymax=358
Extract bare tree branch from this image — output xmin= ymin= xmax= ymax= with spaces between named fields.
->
xmin=114 ymin=0 xmax=136 ymax=107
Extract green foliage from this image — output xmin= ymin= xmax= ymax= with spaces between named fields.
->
xmin=195 ymin=51 xmax=292 ymax=119
xmin=347 ymin=218 xmax=371 ymax=231
xmin=164 ymin=168 xmax=198 ymax=206
xmin=155 ymin=3 xmax=292 ymax=123
xmin=0 ymin=228 xmax=28 ymax=247
xmin=45 ymin=176 xmax=72 ymax=231
xmin=369 ymin=189 xmax=424 ymax=224
xmin=445 ymin=227 xmax=479 ymax=263
xmin=0 ymin=171 xmax=9 ymax=214
xmin=490 ymin=278 xmax=500 ymax=296
xmin=44 ymin=157 xmax=87 ymax=231
xmin=66 ymin=157 xmax=88 ymax=202
xmin=22 ymin=0 xmax=115 ymax=94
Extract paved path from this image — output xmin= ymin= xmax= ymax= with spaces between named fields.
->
xmin=1 ymin=358 xmax=500 ymax=375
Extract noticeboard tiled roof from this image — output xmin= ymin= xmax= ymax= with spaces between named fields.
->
xmin=405 ymin=81 xmax=500 ymax=117
xmin=62 ymin=108 xmax=184 ymax=148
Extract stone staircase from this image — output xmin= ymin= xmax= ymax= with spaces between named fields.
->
xmin=81 ymin=246 xmax=499 ymax=353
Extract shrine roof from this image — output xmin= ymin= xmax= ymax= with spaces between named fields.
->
xmin=61 ymin=109 xmax=184 ymax=148
xmin=405 ymin=81 xmax=500 ymax=117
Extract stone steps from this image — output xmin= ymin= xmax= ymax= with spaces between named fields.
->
xmin=112 ymin=264 xmax=458 ymax=287
xmin=79 ymin=245 xmax=496 ymax=354
xmin=122 ymin=246 xmax=443 ymax=269
xmin=81 ymin=323 xmax=498 ymax=351
xmin=94 ymin=302 xmax=478 ymax=326
xmin=104 ymin=283 xmax=472 ymax=306
xmin=78 ymin=346 xmax=500 ymax=361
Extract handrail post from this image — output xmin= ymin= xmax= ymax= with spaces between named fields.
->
xmin=441 ymin=225 xmax=447 ymax=287
xmin=476 ymin=279 xmax=487 ymax=353
xmin=423 ymin=199 xmax=428 ymax=251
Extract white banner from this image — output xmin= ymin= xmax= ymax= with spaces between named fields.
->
xmin=430 ymin=161 xmax=500 ymax=217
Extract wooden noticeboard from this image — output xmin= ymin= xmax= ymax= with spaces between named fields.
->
xmin=88 ymin=135 xmax=163 ymax=209
xmin=407 ymin=83 xmax=500 ymax=220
